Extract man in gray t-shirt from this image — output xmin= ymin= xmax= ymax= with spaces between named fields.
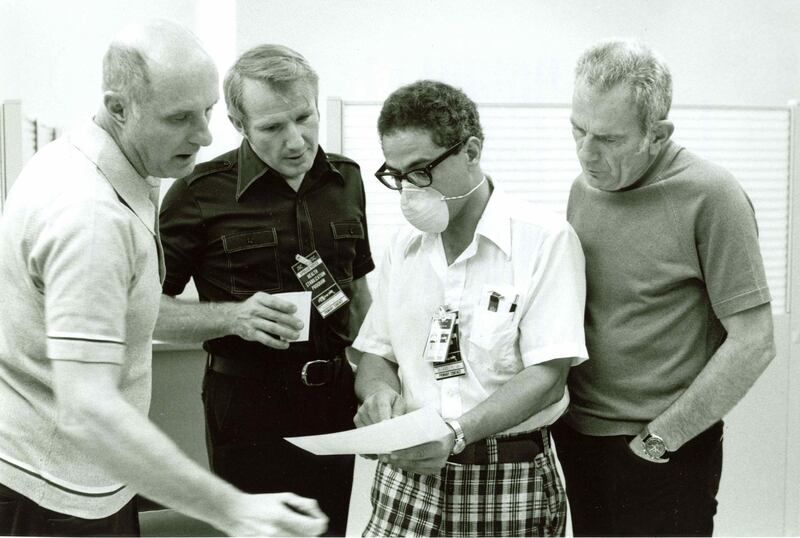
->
xmin=552 ymin=39 xmax=775 ymax=537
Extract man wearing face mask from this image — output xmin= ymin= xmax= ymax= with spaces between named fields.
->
xmin=156 ymin=44 xmax=373 ymax=537
xmin=351 ymin=80 xmax=588 ymax=536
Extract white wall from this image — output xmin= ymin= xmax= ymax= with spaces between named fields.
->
xmin=235 ymin=0 xmax=800 ymax=148
xmin=6 ymin=0 xmax=797 ymax=152
xmin=5 ymin=1 xmax=798 ymax=149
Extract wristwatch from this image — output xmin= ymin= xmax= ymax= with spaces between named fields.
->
xmin=445 ymin=419 xmax=467 ymax=455
xmin=641 ymin=429 xmax=671 ymax=461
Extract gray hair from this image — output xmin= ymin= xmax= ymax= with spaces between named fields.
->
xmin=224 ymin=44 xmax=319 ymax=124
xmin=102 ymin=44 xmax=151 ymax=104
xmin=575 ymin=39 xmax=672 ymax=133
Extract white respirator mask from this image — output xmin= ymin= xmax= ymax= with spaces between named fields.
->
xmin=400 ymin=175 xmax=487 ymax=233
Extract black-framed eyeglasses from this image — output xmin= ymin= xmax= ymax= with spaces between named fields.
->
xmin=374 ymin=139 xmax=466 ymax=190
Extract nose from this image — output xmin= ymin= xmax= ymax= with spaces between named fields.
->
xmin=577 ymin=135 xmax=599 ymax=163
xmin=284 ymin=123 xmax=304 ymax=151
xmin=189 ymin=114 xmax=213 ymax=147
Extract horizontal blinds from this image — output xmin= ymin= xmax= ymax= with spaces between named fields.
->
xmin=341 ymin=102 xmax=789 ymax=313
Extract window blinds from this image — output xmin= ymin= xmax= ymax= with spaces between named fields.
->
xmin=337 ymin=101 xmax=790 ymax=313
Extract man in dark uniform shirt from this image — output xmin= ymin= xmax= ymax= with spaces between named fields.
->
xmin=156 ymin=44 xmax=374 ymax=537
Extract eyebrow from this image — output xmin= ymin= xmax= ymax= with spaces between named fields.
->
xmin=383 ymin=155 xmax=432 ymax=174
xmin=570 ymin=119 xmax=625 ymax=139
xmin=252 ymin=106 xmax=314 ymax=127
xmin=252 ymin=119 xmax=281 ymax=128
xmin=405 ymin=157 xmax=433 ymax=170
xmin=165 ymin=100 xmax=219 ymax=116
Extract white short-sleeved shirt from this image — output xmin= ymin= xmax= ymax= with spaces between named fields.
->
xmin=353 ymin=184 xmax=588 ymax=434
xmin=0 ymin=121 xmax=163 ymax=518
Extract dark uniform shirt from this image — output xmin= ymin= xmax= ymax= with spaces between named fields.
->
xmin=159 ymin=140 xmax=374 ymax=362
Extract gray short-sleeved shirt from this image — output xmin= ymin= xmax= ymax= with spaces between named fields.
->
xmin=0 ymin=121 xmax=162 ymax=518
xmin=564 ymin=140 xmax=771 ymax=436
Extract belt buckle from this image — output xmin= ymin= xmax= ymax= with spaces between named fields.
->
xmin=301 ymin=359 xmax=329 ymax=386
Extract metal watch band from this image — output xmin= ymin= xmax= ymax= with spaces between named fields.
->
xmin=445 ymin=419 xmax=467 ymax=455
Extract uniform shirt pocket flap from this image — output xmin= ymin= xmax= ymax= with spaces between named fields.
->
xmin=222 ymin=228 xmax=278 ymax=252
xmin=330 ymin=220 xmax=365 ymax=240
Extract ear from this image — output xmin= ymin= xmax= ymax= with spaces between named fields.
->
xmin=464 ymin=136 xmax=482 ymax=167
xmin=649 ymin=120 xmax=675 ymax=152
xmin=228 ymin=114 xmax=247 ymax=137
xmin=103 ymin=91 xmax=129 ymax=123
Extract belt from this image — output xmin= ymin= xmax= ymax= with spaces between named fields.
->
xmin=448 ymin=428 xmax=546 ymax=465
xmin=207 ymin=353 xmax=344 ymax=387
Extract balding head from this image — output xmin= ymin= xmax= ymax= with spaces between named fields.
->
xmin=97 ymin=19 xmax=219 ymax=179
xmin=102 ymin=19 xmax=213 ymax=105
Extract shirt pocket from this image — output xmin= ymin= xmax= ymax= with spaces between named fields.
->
xmin=469 ymin=288 xmax=522 ymax=375
xmin=222 ymin=228 xmax=281 ymax=295
xmin=330 ymin=220 xmax=364 ymax=283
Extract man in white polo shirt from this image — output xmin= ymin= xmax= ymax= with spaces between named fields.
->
xmin=352 ymin=80 xmax=589 ymax=537
xmin=0 ymin=20 xmax=326 ymax=537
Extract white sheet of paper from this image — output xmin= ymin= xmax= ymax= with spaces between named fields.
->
xmin=275 ymin=291 xmax=311 ymax=342
xmin=284 ymin=407 xmax=451 ymax=455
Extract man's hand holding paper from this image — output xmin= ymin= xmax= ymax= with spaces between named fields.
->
xmin=353 ymin=388 xmax=407 ymax=461
xmin=383 ymin=432 xmax=455 ymax=475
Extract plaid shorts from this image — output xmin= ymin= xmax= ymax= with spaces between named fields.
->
xmin=363 ymin=428 xmax=566 ymax=537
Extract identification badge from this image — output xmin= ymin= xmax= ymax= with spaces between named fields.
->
xmin=423 ymin=307 xmax=466 ymax=380
xmin=433 ymin=316 xmax=466 ymax=380
xmin=291 ymin=251 xmax=349 ymax=318
xmin=423 ymin=307 xmax=457 ymax=363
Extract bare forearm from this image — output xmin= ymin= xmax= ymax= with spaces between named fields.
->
xmin=354 ymin=353 xmax=401 ymax=402
xmin=58 ymin=395 xmax=240 ymax=533
xmin=347 ymin=278 xmax=372 ymax=341
xmin=649 ymin=335 xmax=774 ymax=450
xmin=155 ymin=294 xmax=234 ymax=343
xmin=459 ymin=360 xmax=569 ymax=444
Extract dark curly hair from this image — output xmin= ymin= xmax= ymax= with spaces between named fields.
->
xmin=377 ymin=80 xmax=484 ymax=148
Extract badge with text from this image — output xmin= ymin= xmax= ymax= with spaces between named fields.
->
xmin=423 ymin=307 xmax=457 ymax=363
xmin=423 ymin=307 xmax=466 ymax=380
xmin=433 ymin=315 xmax=466 ymax=380
xmin=292 ymin=251 xmax=349 ymax=318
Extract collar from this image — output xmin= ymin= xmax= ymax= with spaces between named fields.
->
xmin=236 ymin=140 xmax=344 ymax=200
xmin=619 ymin=139 xmax=681 ymax=191
xmin=473 ymin=179 xmax=512 ymax=258
xmin=402 ymin=177 xmax=511 ymax=259
xmin=68 ymin=120 xmax=159 ymax=235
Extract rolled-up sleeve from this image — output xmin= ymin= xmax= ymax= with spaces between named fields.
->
xmin=518 ymin=221 xmax=589 ymax=367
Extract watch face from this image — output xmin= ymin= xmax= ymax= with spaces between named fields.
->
xmin=644 ymin=436 xmax=667 ymax=459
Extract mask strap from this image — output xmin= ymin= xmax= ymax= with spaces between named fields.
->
xmin=441 ymin=175 xmax=487 ymax=201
